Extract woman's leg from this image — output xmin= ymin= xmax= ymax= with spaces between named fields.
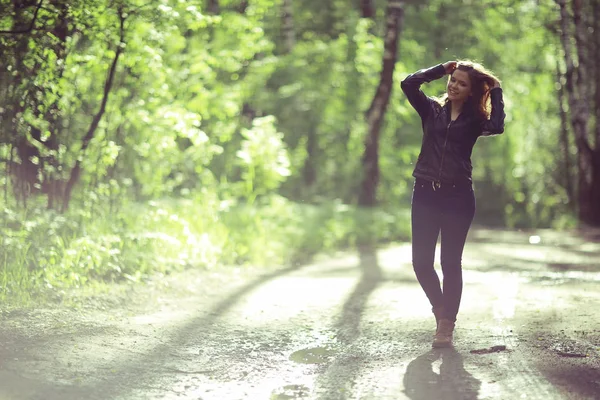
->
xmin=439 ymin=187 xmax=476 ymax=322
xmin=411 ymin=182 xmax=444 ymax=311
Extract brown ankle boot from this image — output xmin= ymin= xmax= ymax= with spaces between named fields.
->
xmin=432 ymin=306 xmax=444 ymax=328
xmin=432 ymin=318 xmax=455 ymax=348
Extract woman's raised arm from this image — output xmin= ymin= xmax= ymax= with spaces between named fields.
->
xmin=480 ymin=87 xmax=505 ymax=136
xmin=400 ymin=63 xmax=452 ymax=120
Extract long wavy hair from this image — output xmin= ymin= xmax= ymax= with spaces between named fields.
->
xmin=438 ymin=60 xmax=501 ymax=120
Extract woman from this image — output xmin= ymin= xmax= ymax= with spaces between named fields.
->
xmin=400 ymin=61 xmax=505 ymax=348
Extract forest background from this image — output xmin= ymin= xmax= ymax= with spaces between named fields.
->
xmin=1 ymin=0 xmax=599 ymax=302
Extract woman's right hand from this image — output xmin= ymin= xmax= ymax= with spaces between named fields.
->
xmin=443 ymin=61 xmax=457 ymax=74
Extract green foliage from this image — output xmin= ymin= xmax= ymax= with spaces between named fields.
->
xmin=235 ymin=116 xmax=291 ymax=203
xmin=0 ymin=196 xmax=410 ymax=302
xmin=0 ymin=0 xmax=583 ymax=300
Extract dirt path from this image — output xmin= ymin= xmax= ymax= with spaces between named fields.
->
xmin=1 ymin=228 xmax=599 ymax=400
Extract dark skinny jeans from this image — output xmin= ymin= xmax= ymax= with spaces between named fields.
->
xmin=411 ymin=178 xmax=476 ymax=322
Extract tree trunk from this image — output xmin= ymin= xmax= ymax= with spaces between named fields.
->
xmin=61 ymin=10 xmax=126 ymax=212
xmin=44 ymin=0 xmax=69 ymax=209
xmin=9 ymin=0 xmax=40 ymax=204
xmin=573 ymin=0 xmax=600 ymax=225
xmin=558 ymin=0 xmax=600 ymax=226
xmin=433 ymin=3 xmax=448 ymax=58
xmin=208 ymin=0 xmax=219 ymax=14
xmin=590 ymin=0 xmax=600 ymax=225
xmin=281 ymin=0 xmax=295 ymax=53
xmin=4 ymin=0 xmax=70 ymax=207
xmin=236 ymin=1 xmax=248 ymax=13
xmin=594 ymin=0 xmax=600 ymax=149
xmin=358 ymin=0 xmax=404 ymax=206
xmin=360 ymin=0 xmax=375 ymax=19
xmin=556 ymin=62 xmax=574 ymax=207
xmin=302 ymin=127 xmax=317 ymax=188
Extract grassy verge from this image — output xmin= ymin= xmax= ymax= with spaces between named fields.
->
xmin=0 ymin=195 xmax=410 ymax=303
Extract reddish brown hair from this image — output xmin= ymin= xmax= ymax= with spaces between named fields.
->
xmin=439 ymin=60 xmax=501 ymax=120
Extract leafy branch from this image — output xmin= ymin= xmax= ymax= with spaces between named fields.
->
xmin=0 ymin=0 xmax=45 ymax=35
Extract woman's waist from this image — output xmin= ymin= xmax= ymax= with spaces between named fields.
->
xmin=414 ymin=175 xmax=473 ymax=189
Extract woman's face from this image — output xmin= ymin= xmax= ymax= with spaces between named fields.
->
xmin=447 ymin=69 xmax=472 ymax=103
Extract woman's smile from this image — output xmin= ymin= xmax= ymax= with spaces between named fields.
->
xmin=447 ymin=69 xmax=472 ymax=102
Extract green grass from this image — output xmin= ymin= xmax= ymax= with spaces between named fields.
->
xmin=0 ymin=195 xmax=411 ymax=303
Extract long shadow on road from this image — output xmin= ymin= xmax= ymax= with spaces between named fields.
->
xmin=6 ymin=228 xmax=600 ymax=399
xmin=313 ymin=243 xmax=385 ymax=399
xmin=334 ymin=243 xmax=384 ymax=344
xmin=71 ymin=262 xmax=314 ymax=400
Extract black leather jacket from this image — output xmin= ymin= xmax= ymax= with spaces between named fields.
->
xmin=401 ymin=64 xmax=505 ymax=185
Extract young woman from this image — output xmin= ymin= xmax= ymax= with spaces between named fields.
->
xmin=400 ymin=61 xmax=505 ymax=347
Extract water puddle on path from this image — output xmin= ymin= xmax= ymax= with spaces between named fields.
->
xmin=270 ymin=384 xmax=311 ymax=399
xmin=289 ymin=346 xmax=336 ymax=364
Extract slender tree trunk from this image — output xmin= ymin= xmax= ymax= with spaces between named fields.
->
xmin=208 ymin=0 xmax=219 ymax=14
xmin=433 ymin=3 xmax=448 ymax=58
xmin=556 ymin=62 xmax=574 ymax=206
xmin=303 ymin=126 xmax=317 ymax=188
xmin=44 ymin=0 xmax=69 ymax=209
xmin=236 ymin=0 xmax=248 ymax=13
xmin=358 ymin=0 xmax=404 ymax=206
xmin=61 ymin=10 xmax=126 ymax=212
xmin=360 ymin=0 xmax=375 ymax=18
xmin=594 ymin=0 xmax=600 ymax=149
xmin=281 ymin=0 xmax=295 ymax=53
xmin=339 ymin=19 xmax=361 ymax=202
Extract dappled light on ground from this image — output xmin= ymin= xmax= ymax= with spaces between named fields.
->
xmin=0 ymin=229 xmax=599 ymax=399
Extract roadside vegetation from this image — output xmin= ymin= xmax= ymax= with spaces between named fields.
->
xmin=1 ymin=0 xmax=596 ymax=302
xmin=1 ymin=197 xmax=410 ymax=302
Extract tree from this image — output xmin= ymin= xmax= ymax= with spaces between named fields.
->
xmin=281 ymin=0 xmax=295 ymax=53
xmin=557 ymin=0 xmax=600 ymax=226
xmin=0 ymin=0 xmax=70 ymax=206
xmin=360 ymin=0 xmax=375 ymax=19
xmin=358 ymin=0 xmax=405 ymax=206
xmin=61 ymin=5 xmax=126 ymax=211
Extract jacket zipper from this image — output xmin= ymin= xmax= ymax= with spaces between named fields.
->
xmin=435 ymin=120 xmax=452 ymax=189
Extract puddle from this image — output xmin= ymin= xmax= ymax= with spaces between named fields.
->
xmin=289 ymin=346 xmax=335 ymax=364
xmin=270 ymin=384 xmax=310 ymax=399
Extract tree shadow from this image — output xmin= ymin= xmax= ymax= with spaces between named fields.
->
xmin=520 ymin=307 xmax=600 ymax=399
xmin=0 ymin=368 xmax=90 ymax=400
xmin=403 ymin=348 xmax=481 ymax=400
xmin=333 ymin=242 xmax=384 ymax=343
xmin=537 ymin=362 xmax=600 ymax=399
xmin=314 ymin=242 xmax=384 ymax=399
xmin=464 ymin=228 xmax=600 ymax=280
xmin=66 ymin=262 xmax=313 ymax=399
xmin=468 ymin=228 xmax=600 ymax=261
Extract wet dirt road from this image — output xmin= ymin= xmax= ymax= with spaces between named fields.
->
xmin=1 ymin=228 xmax=599 ymax=400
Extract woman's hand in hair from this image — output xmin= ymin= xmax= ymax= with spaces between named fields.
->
xmin=443 ymin=61 xmax=457 ymax=74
